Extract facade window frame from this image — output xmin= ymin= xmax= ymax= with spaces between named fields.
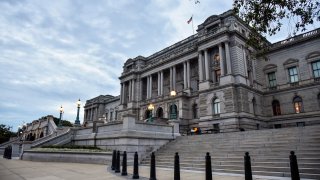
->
xmin=267 ymin=72 xmax=277 ymax=88
xmin=288 ymin=66 xmax=299 ymax=83
xmin=212 ymin=98 xmax=221 ymax=115
xmin=293 ymin=96 xmax=303 ymax=113
xmin=311 ymin=60 xmax=320 ymax=78
xmin=272 ymin=100 xmax=281 ymax=116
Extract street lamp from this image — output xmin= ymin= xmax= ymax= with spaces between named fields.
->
xmin=59 ymin=105 xmax=64 ymax=128
xmin=169 ymin=90 xmax=177 ymax=119
xmin=147 ymin=103 xmax=154 ymax=122
xmin=74 ymin=99 xmax=81 ymax=126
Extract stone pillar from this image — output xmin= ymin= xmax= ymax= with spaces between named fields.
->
xmin=183 ymin=62 xmax=187 ymax=89
xmin=122 ymin=83 xmax=126 ymax=103
xmin=131 ymin=79 xmax=135 ymax=101
xmin=160 ymin=71 xmax=164 ymax=95
xmin=157 ymin=72 xmax=161 ymax=96
xmin=204 ymin=49 xmax=210 ymax=81
xmin=170 ymin=67 xmax=173 ymax=91
xmin=225 ymin=42 xmax=232 ymax=74
xmin=173 ymin=66 xmax=176 ymax=90
xmin=198 ymin=52 xmax=204 ymax=81
xmin=219 ymin=44 xmax=225 ymax=76
xmin=187 ymin=60 xmax=190 ymax=88
xmin=128 ymin=80 xmax=132 ymax=102
xmin=149 ymin=75 xmax=153 ymax=98
xmin=120 ymin=83 xmax=123 ymax=104
xmin=146 ymin=76 xmax=150 ymax=99
xmin=243 ymin=46 xmax=248 ymax=77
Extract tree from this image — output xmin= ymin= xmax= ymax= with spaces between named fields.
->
xmin=233 ymin=0 xmax=320 ymax=50
xmin=0 ymin=124 xmax=17 ymax=144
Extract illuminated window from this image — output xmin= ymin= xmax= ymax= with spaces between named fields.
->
xmin=293 ymin=96 xmax=303 ymax=113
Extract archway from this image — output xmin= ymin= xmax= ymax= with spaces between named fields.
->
xmin=169 ymin=104 xmax=178 ymax=119
xmin=156 ymin=107 xmax=164 ymax=118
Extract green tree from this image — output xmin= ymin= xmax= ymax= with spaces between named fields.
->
xmin=0 ymin=124 xmax=17 ymax=144
xmin=233 ymin=0 xmax=320 ymax=50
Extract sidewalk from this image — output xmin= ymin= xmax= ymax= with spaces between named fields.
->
xmin=0 ymin=158 xmax=292 ymax=180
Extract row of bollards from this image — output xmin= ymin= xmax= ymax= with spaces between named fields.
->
xmin=3 ymin=146 xmax=12 ymax=159
xmin=110 ymin=150 xmax=300 ymax=180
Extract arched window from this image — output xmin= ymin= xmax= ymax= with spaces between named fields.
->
xmin=156 ymin=107 xmax=164 ymax=118
xmin=212 ymin=98 xmax=220 ymax=114
xmin=252 ymin=98 xmax=256 ymax=115
xmin=293 ymin=96 xmax=303 ymax=113
xmin=272 ymin=100 xmax=281 ymax=116
xmin=145 ymin=110 xmax=152 ymax=119
xmin=39 ymin=132 xmax=44 ymax=138
xmin=192 ymin=104 xmax=198 ymax=119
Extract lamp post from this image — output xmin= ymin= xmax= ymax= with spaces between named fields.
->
xmin=147 ymin=104 xmax=154 ymax=122
xmin=75 ymin=99 xmax=81 ymax=126
xmin=59 ymin=105 xmax=64 ymax=128
xmin=170 ymin=90 xmax=177 ymax=120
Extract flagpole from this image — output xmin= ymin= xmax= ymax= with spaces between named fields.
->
xmin=191 ymin=15 xmax=195 ymax=35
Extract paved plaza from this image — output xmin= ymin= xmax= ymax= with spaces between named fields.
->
xmin=0 ymin=158 xmax=297 ymax=180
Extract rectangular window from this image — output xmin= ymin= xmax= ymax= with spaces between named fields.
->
xmin=312 ymin=61 xmax=320 ymax=78
xmin=288 ymin=67 xmax=299 ymax=83
xmin=110 ymin=112 xmax=113 ymax=121
xmin=267 ymin=72 xmax=277 ymax=87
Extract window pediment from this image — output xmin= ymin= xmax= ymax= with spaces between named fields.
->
xmin=306 ymin=51 xmax=320 ymax=63
xmin=263 ymin=64 xmax=277 ymax=72
xmin=283 ymin=58 xmax=299 ymax=68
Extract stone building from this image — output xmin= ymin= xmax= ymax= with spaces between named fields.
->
xmin=22 ymin=115 xmax=57 ymax=141
xmin=84 ymin=10 xmax=320 ymax=133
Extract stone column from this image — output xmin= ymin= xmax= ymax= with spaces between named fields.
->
xmin=225 ymin=42 xmax=232 ymax=74
xmin=170 ymin=67 xmax=173 ymax=91
xmin=131 ymin=79 xmax=135 ymax=101
xmin=128 ymin=80 xmax=132 ymax=102
xmin=120 ymin=83 xmax=123 ymax=104
xmin=160 ymin=71 xmax=164 ymax=95
xmin=219 ymin=44 xmax=225 ymax=76
xmin=173 ymin=66 xmax=176 ymax=90
xmin=198 ymin=52 xmax=204 ymax=81
xmin=204 ymin=49 xmax=210 ymax=80
xmin=187 ymin=60 xmax=190 ymax=88
xmin=150 ymin=75 xmax=152 ymax=98
xmin=183 ymin=62 xmax=187 ymax=89
xmin=146 ymin=76 xmax=150 ymax=99
xmin=122 ymin=83 xmax=126 ymax=103
xmin=157 ymin=72 xmax=161 ymax=96
xmin=243 ymin=46 xmax=248 ymax=77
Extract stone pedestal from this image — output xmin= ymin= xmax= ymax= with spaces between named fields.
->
xmin=219 ymin=75 xmax=235 ymax=86
xmin=199 ymin=81 xmax=211 ymax=91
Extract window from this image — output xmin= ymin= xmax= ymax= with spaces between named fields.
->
xmin=268 ymin=72 xmax=277 ymax=87
xmin=312 ymin=60 xmax=320 ymax=78
xmin=110 ymin=111 xmax=113 ymax=120
xmin=274 ymin=124 xmax=282 ymax=129
xmin=293 ymin=96 xmax=303 ymax=113
xmin=272 ymin=100 xmax=281 ymax=116
xmin=212 ymin=98 xmax=220 ymax=114
xmin=156 ymin=107 xmax=164 ymax=118
xmin=192 ymin=104 xmax=198 ymax=119
xmin=213 ymin=123 xmax=220 ymax=133
xmin=288 ymin=67 xmax=299 ymax=83
xmin=115 ymin=111 xmax=118 ymax=120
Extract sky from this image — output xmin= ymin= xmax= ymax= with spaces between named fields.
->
xmin=0 ymin=0 xmax=319 ymax=131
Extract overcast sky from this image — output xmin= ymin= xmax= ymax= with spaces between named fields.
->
xmin=0 ymin=0 xmax=319 ymax=131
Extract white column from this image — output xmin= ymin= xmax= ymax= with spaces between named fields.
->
xmin=128 ymin=80 xmax=132 ymax=102
xmin=157 ymin=72 xmax=161 ymax=96
xmin=204 ymin=49 xmax=210 ymax=80
xmin=187 ymin=60 xmax=190 ymax=88
xmin=131 ymin=79 xmax=135 ymax=101
xmin=160 ymin=71 xmax=164 ymax=95
xmin=122 ymin=83 xmax=126 ymax=103
xmin=225 ymin=42 xmax=232 ymax=74
xmin=183 ymin=62 xmax=187 ymax=89
xmin=173 ymin=66 xmax=176 ymax=90
xmin=120 ymin=83 xmax=123 ymax=104
xmin=170 ymin=67 xmax=173 ymax=91
xmin=219 ymin=44 xmax=225 ymax=76
xmin=146 ymin=77 xmax=150 ymax=99
xmin=149 ymin=75 xmax=152 ymax=98
xmin=198 ymin=52 xmax=204 ymax=81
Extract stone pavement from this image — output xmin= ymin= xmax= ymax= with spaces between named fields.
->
xmin=0 ymin=158 xmax=295 ymax=180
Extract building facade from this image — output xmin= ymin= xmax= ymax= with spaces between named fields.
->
xmin=84 ymin=10 xmax=320 ymax=133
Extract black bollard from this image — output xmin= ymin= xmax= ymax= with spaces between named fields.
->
xmin=8 ymin=146 xmax=12 ymax=159
xmin=244 ymin=152 xmax=253 ymax=180
xmin=150 ymin=152 xmax=156 ymax=180
xmin=290 ymin=151 xmax=300 ymax=180
xmin=115 ymin=150 xmax=121 ymax=173
xmin=111 ymin=150 xmax=116 ymax=170
xmin=205 ymin=152 xmax=212 ymax=180
xmin=132 ymin=152 xmax=139 ymax=179
xmin=3 ymin=147 xmax=7 ymax=158
xmin=121 ymin=151 xmax=128 ymax=176
xmin=174 ymin=152 xmax=180 ymax=180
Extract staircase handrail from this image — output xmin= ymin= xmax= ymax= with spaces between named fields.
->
xmin=31 ymin=128 xmax=72 ymax=148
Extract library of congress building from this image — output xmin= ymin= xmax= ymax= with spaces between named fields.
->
xmin=83 ymin=10 xmax=320 ymax=133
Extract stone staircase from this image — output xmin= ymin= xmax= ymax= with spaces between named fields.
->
xmin=140 ymin=125 xmax=320 ymax=179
